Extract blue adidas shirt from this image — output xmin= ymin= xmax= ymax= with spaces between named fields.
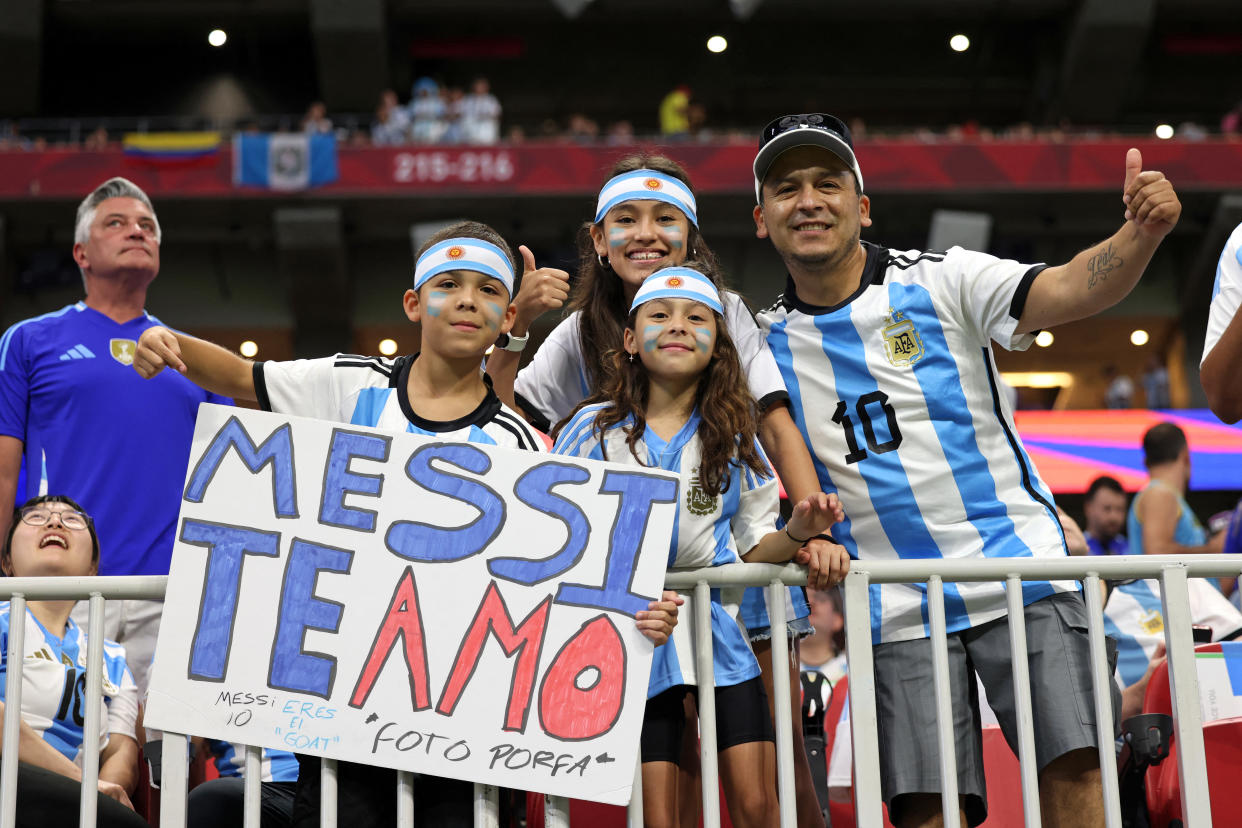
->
xmin=0 ymin=303 xmax=231 ymax=575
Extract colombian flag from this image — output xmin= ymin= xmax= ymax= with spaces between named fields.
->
xmin=122 ymin=132 xmax=222 ymax=166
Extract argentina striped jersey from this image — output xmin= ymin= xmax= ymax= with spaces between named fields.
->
xmin=254 ymin=353 xmax=545 ymax=450
xmin=554 ymin=404 xmax=778 ymax=696
xmin=757 ymin=242 xmax=1074 ymax=644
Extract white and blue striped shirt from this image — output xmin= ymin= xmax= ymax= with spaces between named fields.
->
xmin=255 ymin=353 xmax=545 ymax=450
xmin=207 ymin=740 xmax=299 ymax=782
xmin=758 ymin=243 xmax=1074 ymax=644
xmin=1202 ymin=222 xmax=1242 ymax=365
xmin=554 ymin=404 xmax=779 ymax=696
xmin=0 ymin=604 xmax=137 ymax=764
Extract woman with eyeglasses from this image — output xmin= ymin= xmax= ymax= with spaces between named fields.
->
xmin=0 ymin=495 xmax=145 ymax=827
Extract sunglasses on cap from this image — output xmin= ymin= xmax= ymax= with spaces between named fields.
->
xmin=759 ymin=113 xmax=853 ymax=148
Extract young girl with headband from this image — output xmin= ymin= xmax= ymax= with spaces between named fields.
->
xmin=554 ymin=265 xmax=841 ymax=828
xmin=490 ymin=155 xmax=846 ymax=827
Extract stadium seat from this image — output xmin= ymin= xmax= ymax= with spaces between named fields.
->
xmin=1142 ymin=642 xmax=1242 ymax=827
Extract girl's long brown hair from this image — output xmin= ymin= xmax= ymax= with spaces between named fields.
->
xmin=570 ymin=154 xmax=723 ymax=395
xmin=564 ymin=263 xmax=767 ymax=498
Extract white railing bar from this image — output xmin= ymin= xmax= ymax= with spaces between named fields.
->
xmin=663 ymin=555 xmax=1242 ymax=589
xmin=79 ymin=594 xmax=106 ymax=828
xmin=397 ymin=770 xmax=414 ymax=827
xmin=473 ymin=782 xmax=498 ymax=828
xmin=320 ymin=758 xmax=337 ymax=828
xmin=842 ymin=572 xmax=883 ymax=828
xmin=243 ymin=744 xmax=262 ymax=828
xmin=767 ymin=581 xmax=796 ymax=828
xmin=0 ymin=576 xmax=167 ymax=601
xmin=1004 ymin=576 xmax=1041 ymax=828
xmin=160 ymin=732 xmax=189 ymax=826
xmin=1083 ymin=574 xmax=1123 ymax=828
xmin=628 ymin=757 xmax=643 ymax=828
xmin=545 ymin=793 xmax=570 ymax=828
xmin=694 ymin=579 xmax=721 ymax=828
xmin=1159 ymin=566 xmax=1213 ymax=826
xmin=1 ymin=594 xmax=27 ymax=828
xmin=927 ymin=576 xmax=961 ymax=828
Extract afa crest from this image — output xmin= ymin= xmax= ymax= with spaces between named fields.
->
xmin=110 ymin=338 xmax=138 ymax=366
xmin=686 ymin=471 xmax=717 ymax=517
xmin=1139 ymin=608 xmax=1164 ymax=635
xmin=881 ymin=308 xmax=923 ymax=367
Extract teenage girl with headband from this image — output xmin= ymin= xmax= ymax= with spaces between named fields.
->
xmin=489 ymin=156 xmax=847 ymax=827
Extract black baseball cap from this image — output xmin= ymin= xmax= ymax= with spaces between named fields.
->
xmin=753 ymin=113 xmax=864 ymax=203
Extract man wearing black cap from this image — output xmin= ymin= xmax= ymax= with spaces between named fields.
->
xmin=752 ymin=113 xmax=1180 ymax=828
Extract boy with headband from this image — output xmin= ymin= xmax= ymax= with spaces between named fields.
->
xmin=133 ymin=220 xmax=682 ymax=826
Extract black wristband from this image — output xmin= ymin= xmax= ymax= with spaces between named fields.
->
xmin=814 ymin=534 xmax=838 ymax=545
xmin=784 ymin=525 xmax=812 ymax=544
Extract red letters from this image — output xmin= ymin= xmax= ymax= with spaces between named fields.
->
xmin=538 ymin=615 xmax=625 ymax=741
xmin=436 ymin=581 xmax=551 ymax=732
xmin=349 ymin=567 xmax=432 ymax=711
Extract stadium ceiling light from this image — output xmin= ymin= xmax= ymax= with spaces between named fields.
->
xmin=1130 ymin=329 xmax=1149 ymax=346
xmin=378 ymin=338 xmax=398 ymax=356
xmin=707 ymin=35 xmax=728 ymax=53
xmin=239 ymin=340 xmax=258 ymax=358
xmin=949 ymin=34 xmax=970 ymax=52
xmin=1155 ymin=123 xmax=1174 ymax=140
xmin=208 ymin=29 xmax=228 ymax=48
xmin=1035 ymin=331 xmax=1054 ymax=348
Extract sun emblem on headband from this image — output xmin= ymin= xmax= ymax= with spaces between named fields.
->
xmin=446 ymin=246 xmax=465 ymax=259
xmin=644 ymin=178 xmax=663 ymax=191
xmin=665 ymin=276 xmax=683 ymax=288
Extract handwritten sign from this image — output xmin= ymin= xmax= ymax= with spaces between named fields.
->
xmin=145 ymin=405 xmax=677 ymax=805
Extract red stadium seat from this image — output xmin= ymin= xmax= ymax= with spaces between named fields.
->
xmin=1141 ymin=642 xmax=1242 ymax=827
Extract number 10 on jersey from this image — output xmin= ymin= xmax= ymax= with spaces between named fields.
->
xmin=831 ymin=391 xmax=903 ymax=464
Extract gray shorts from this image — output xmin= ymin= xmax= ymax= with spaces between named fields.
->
xmin=873 ymin=591 xmax=1098 ymax=827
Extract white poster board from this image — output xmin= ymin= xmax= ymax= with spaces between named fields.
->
xmin=145 ymin=404 xmax=677 ymax=805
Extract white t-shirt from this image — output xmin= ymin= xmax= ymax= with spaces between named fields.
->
xmin=758 ymin=243 xmax=1073 ymax=644
xmin=1202 ymin=222 xmax=1242 ymax=364
xmin=516 ymin=292 xmax=789 ymax=431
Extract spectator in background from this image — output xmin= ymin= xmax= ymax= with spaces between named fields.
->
xmin=1141 ymin=355 xmax=1170 ymax=408
xmin=800 ymin=588 xmax=846 ymax=686
xmin=1127 ymin=422 xmax=1223 ymax=556
xmin=370 ymin=89 xmax=410 ymax=146
xmin=606 ymin=120 xmax=635 ymax=145
xmin=301 ymin=101 xmax=333 ymax=135
xmin=459 ymin=77 xmax=501 ymax=145
xmin=659 ymin=84 xmax=691 ymax=139
xmin=0 ymin=178 xmax=230 ymax=697
xmin=409 ymin=78 xmax=445 ymax=143
xmin=1083 ymin=475 xmax=1130 ymax=555
xmin=1105 ymin=364 xmax=1135 ymax=409
xmin=83 ymin=127 xmax=109 ymax=151
xmin=566 ymin=112 xmax=599 ymax=143
xmin=188 ymin=741 xmax=298 ymax=828
xmin=0 ymin=496 xmax=145 ymax=828
xmin=440 ymin=87 xmax=465 ymax=143
xmin=1201 ymin=222 xmax=1242 ymax=423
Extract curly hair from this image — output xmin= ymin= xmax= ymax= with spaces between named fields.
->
xmin=570 ymin=153 xmax=724 ymax=394
xmin=563 ymin=264 xmax=766 ymax=498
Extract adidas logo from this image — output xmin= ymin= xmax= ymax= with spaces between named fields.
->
xmin=58 ymin=344 xmax=96 ymax=361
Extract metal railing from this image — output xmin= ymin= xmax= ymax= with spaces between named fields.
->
xmin=3 ymin=556 xmax=1238 ymax=828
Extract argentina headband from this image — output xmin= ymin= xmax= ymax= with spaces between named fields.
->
xmin=630 ymin=267 xmax=723 ymax=315
xmin=594 ymin=170 xmax=698 ymax=227
xmin=414 ymin=238 xmax=515 ymax=296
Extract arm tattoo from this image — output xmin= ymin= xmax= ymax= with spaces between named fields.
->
xmin=1086 ymin=243 xmax=1123 ymax=289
